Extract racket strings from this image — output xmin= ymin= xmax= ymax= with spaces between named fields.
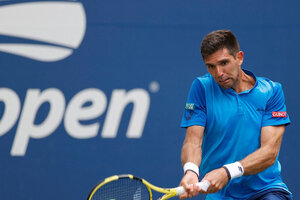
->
xmin=91 ymin=178 xmax=150 ymax=200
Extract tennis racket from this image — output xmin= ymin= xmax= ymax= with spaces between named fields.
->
xmin=87 ymin=174 xmax=210 ymax=200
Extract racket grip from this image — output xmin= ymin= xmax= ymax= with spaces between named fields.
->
xmin=175 ymin=180 xmax=210 ymax=196
xmin=196 ymin=180 xmax=210 ymax=192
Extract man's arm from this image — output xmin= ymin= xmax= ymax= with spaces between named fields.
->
xmin=240 ymin=125 xmax=285 ymax=175
xmin=179 ymin=125 xmax=204 ymax=199
xmin=181 ymin=125 xmax=204 ymax=166
xmin=201 ymin=125 xmax=286 ymax=194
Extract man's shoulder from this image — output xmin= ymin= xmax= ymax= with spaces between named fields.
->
xmin=256 ymin=77 xmax=284 ymax=97
xmin=256 ymin=77 xmax=283 ymax=90
xmin=195 ymin=73 xmax=213 ymax=87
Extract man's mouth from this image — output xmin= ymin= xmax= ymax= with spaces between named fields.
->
xmin=219 ymin=78 xmax=230 ymax=83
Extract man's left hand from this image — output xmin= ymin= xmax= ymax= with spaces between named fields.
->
xmin=200 ymin=167 xmax=229 ymax=194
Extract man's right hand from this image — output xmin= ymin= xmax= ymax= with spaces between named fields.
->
xmin=179 ymin=171 xmax=200 ymax=199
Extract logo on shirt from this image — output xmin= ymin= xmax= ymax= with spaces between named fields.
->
xmin=272 ymin=111 xmax=287 ymax=118
xmin=185 ymin=103 xmax=195 ymax=110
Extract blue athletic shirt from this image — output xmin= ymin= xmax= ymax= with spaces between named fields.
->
xmin=181 ymin=70 xmax=291 ymax=200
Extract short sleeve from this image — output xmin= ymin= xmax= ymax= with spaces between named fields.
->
xmin=262 ymin=82 xmax=291 ymax=127
xmin=181 ymin=79 xmax=207 ymax=128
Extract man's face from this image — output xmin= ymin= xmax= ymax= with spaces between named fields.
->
xmin=204 ymin=48 xmax=243 ymax=89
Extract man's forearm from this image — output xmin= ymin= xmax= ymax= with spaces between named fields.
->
xmin=240 ymin=145 xmax=279 ymax=175
xmin=181 ymin=126 xmax=204 ymax=167
xmin=240 ymin=125 xmax=285 ymax=175
xmin=181 ymin=141 xmax=202 ymax=166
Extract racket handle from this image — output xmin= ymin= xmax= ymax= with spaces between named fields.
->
xmin=175 ymin=180 xmax=210 ymax=196
xmin=196 ymin=180 xmax=210 ymax=191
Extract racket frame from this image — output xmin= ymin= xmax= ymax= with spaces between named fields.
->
xmin=87 ymin=174 xmax=178 ymax=200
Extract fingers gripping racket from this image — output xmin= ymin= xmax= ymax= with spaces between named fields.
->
xmin=87 ymin=174 xmax=210 ymax=200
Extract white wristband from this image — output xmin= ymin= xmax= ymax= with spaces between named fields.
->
xmin=223 ymin=161 xmax=244 ymax=180
xmin=183 ymin=162 xmax=199 ymax=177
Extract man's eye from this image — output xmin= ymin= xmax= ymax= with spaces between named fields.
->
xmin=207 ymin=65 xmax=214 ymax=68
xmin=220 ymin=61 xmax=228 ymax=66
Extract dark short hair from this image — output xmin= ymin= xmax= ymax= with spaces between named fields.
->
xmin=200 ymin=30 xmax=240 ymax=60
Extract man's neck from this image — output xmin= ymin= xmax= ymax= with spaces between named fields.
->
xmin=232 ymin=69 xmax=255 ymax=94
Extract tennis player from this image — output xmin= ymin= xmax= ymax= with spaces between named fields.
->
xmin=179 ymin=30 xmax=293 ymax=199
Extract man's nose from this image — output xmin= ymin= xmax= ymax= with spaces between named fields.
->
xmin=215 ymin=66 xmax=224 ymax=77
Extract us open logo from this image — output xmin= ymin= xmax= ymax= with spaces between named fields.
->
xmin=0 ymin=1 xmax=158 ymax=157
xmin=0 ymin=0 xmax=86 ymax=62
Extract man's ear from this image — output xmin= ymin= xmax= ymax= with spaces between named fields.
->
xmin=236 ymin=51 xmax=244 ymax=66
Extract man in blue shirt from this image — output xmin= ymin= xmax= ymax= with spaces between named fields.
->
xmin=179 ymin=30 xmax=292 ymax=200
